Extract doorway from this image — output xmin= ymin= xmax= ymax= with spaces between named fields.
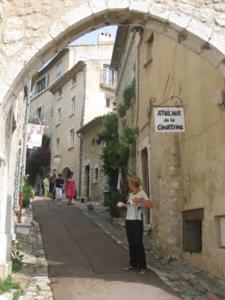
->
xmin=62 ymin=167 xmax=71 ymax=182
xmin=85 ymin=165 xmax=90 ymax=199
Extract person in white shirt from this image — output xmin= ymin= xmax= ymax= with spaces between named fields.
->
xmin=118 ymin=176 xmax=153 ymax=275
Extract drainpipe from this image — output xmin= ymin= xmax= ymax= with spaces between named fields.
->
xmin=20 ymin=79 xmax=32 ymax=191
xmin=78 ymin=65 xmax=87 ymax=197
xmin=135 ymin=27 xmax=143 ymax=128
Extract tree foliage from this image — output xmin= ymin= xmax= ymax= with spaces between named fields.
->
xmin=118 ymin=79 xmax=136 ymax=118
xmin=123 ymin=78 xmax=136 ymax=109
xmin=98 ymin=113 xmax=138 ymax=191
xmin=26 ymin=135 xmax=50 ymax=185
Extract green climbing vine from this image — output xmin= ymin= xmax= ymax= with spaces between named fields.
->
xmin=118 ymin=79 xmax=136 ymax=118
xmin=98 ymin=113 xmax=138 ymax=216
xmin=98 ymin=113 xmax=138 ymax=188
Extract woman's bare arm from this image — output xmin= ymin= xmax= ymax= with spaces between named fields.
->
xmin=133 ymin=198 xmax=154 ymax=208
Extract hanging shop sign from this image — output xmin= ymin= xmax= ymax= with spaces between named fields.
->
xmin=154 ymin=107 xmax=185 ymax=133
xmin=26 ymin=123 xmax=44 ymax=148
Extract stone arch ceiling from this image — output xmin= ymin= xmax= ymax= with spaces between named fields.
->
xmin=1 ymin=0 xmax=225 ymax=112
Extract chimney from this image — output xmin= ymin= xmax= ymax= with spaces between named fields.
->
xmin=97 ymin=31 xmax=113 ymax=44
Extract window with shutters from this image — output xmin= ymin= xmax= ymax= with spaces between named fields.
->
xmin=36 ymin=77 xmax=46 ymax=94
xmin=144 ymin=33 xmax=154 ymax=68
xmin=71 ymin=96 xmax=76 ymax=114
xmin=56 ymin=138 xmax=60 ymax=155
xmin=106 ymin=98 xmax=111 ymax=108
xmin=56 ymin=88 xmax=62 ymax=100
xmin=36 ymin=107 xmax=42 ymax=121
xmin=56 ymin=108 xmax=61 ymax=125
xmin=72 ymin=74 xmax=77 ymax=85
xmin=69 ymin=128 xmax=75 ymax=146
xmin=56 ymin=62 xmax=62 ymax=78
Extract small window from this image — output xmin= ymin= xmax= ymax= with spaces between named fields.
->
xmin=101 ymin=65 xmax=116 ymax=87
xmin=69 ymin=128 xmax=75 ymax=146
xmin=218 ymin=216 xmax=225 ymax=248
xmin=37 ymin=107 xmax=42 ymax=121
xmin=94 ymin=168 xmax=99 ymax=182
xmin=183 ymin=208 xmax=204 ymax=253
xmin=72 ymin=74 xmax=77 ymax=85
xmin=95 ymin=138 xmax=101 ymax=145
xmin=58 ymin=88 xmax=62 ymax=98
xmin=106 ymin=98 xmax=111 ymax=108
xmin=56 ymin=138 xmax=60 ymax=154
xmin=71 ymin=96 xmax=76 ymax=114
xmin=57 ymin=108 xmax=61 ymax=124
xmin=36 ymin=77 xmax=46 ymax=94
xmin=145 ymin=33 xmax=154 ymax=66
xmin=56 ymin=62 xmax=62 ymax=78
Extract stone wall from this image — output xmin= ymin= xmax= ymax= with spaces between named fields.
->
xmin=1 ymin=0 xmax=225 ymax=112
xmin=80 ymin=118 xmax=106 ymax=202
xmin=138 ymin=28 xmax=225 ymax=279
xmin=0 ymin=89 xmax=25 ymax=278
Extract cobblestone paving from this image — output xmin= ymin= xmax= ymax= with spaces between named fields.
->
xmin=75 ymin=201 xmax=225 ymax=300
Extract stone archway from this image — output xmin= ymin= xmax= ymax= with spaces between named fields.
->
xmin=1 ymin=0 xmax=225 ymax=278
xmin=62 ymin=167 xmax=71 ymax=182
xmin=1 ymin=0 xmax=225 ymax=112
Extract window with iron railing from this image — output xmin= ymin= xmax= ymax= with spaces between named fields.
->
xmin=36 ymin=74 xmax=49 ymax=94
xmin=100 ymin=65 xmax=117 ymax=88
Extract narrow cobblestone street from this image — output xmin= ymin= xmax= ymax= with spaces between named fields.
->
xmin=32 ymin=199 xmax=180 ymax=300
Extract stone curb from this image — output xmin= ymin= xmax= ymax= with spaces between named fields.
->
xmin=0 ymin=290 xmax=17 ymax=300
xmin=17 ymin=208 xmax=54 ymax=300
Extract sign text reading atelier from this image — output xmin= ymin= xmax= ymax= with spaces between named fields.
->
xmin=154 ymin=107 xmax=185 ymax=133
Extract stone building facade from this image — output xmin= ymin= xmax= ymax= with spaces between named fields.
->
xmin=2 ymin=0 xmax=225 ymax=278
xmin=30 ymin=36 xmax=115 ymax=194
xmin=0 ymin=88 xmax=27 ymax=278
xmin=112 ymin=25 xmax=225 ymax=280
xmin=77 ymin=116 xmax=107 ymax=202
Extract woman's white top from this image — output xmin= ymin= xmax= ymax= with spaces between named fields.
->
xmin=126 ymin=190 xmax=149 ymax=221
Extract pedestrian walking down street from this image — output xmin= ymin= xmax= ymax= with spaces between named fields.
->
xmin=54 ymin=174 xmax=64 ymax=206
xmin=43 ymin=175 xmax=50 ymax=198
xmin=65 ymin=172 xmax=76 ymax=206
xmin=49 ymin=169 xmax=57 ymax=199
xmin=118 ymin=176 xmax=153 ymax=275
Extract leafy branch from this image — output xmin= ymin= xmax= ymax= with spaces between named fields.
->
xmin=118 ymin=79 xmax=136 ymax=118
xmin=98 ymin=113 xmax=138 ymax=191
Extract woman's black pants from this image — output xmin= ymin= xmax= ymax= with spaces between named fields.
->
xmin=125 ymin=219 xmax=147 ymax=270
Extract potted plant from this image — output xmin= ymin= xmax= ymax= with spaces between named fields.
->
xmin=11 ymin=248 xmax=24 ymax=273
xmin=22 ymin=175 xmax=33 ymax=208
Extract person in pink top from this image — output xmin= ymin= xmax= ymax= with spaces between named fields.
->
xmin=65 ymin=172 xmax=76 ymax=206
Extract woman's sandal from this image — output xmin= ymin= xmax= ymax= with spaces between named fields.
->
xmin=124 ymin=266 xmax=134 ymax=271
xmin=138 ymin=269 xmax=147 ymax=275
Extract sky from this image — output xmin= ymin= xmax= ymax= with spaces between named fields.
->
xmin=71 ymin=25 xmax=118 ymax=45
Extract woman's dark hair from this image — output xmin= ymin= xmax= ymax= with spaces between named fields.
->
xmin=68 ymin=172 xmax=73 ymax=178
